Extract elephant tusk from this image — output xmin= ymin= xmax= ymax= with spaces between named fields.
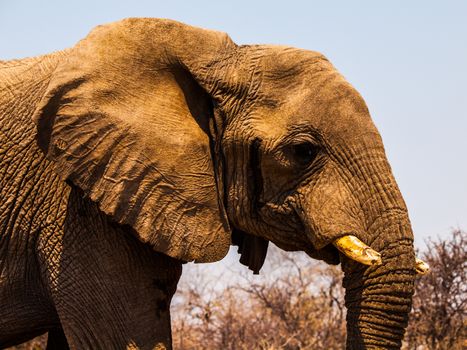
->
xmin=333 ymin=235 xmax=382 ymax=266
xmin=415 ymin=258 xmax=430 ymax=275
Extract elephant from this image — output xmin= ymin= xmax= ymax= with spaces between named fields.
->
xmin=0 ymin=18 xmax=429 ymax=349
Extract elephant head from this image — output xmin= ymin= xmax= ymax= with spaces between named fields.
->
xmin=33 ymin=18 xmax=427 ymax=348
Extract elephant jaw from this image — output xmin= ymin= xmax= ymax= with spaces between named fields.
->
xmin=332 ymin=234 xmax=429 ymax=274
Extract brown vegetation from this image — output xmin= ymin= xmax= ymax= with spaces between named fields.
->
xmin=172 ymin=229 xmax=466 ymax=350
xmin=172 ymin=251 xmax=346 ymax=350
xmin=404 ymin=229 xmax=466 ymax=350
xmin=9 ymin=229 xmax=465 ymax=350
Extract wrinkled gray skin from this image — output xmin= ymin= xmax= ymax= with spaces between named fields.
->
xmin=0 ymin=18 xmax=417 ymax=349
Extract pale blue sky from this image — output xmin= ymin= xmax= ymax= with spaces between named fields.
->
xmin=1 ymin=0 xmax=466 ymax=248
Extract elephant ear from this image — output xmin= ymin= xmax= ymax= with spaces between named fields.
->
xmin=32 ymin=18 xmax=234 ymax=263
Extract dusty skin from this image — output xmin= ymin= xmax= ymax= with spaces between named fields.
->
xmin=0 ymin=18 xmax=425 ymax=349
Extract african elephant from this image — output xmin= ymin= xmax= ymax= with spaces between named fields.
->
xmin=0 ymin=18 xmax=428 ymax=349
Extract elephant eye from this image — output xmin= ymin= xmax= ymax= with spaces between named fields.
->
xmin=291 ymin=142 xmax=320 ymax=166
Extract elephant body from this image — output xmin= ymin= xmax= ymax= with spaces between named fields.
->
xmin=0 ymin=18 xmax=422 ymax=349
xmin=0 ymin=54 xmax=181 ymax=349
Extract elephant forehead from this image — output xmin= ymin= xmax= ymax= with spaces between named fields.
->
xmin=258 ymin=46 xmax=330 ymax=77
xmin=252 ymin=73 xmax=378 ymax=146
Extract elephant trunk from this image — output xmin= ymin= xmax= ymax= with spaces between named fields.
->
xmin=342 ymin=215 xmax=415 ymax=349
xmin=297 ymin=150 xmax=417 ymax=348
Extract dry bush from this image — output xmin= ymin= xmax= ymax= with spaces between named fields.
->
xmin=172 ymin=248 xmax=346 ymax=350
xmin=403 ymin=229 xmax=466 ymax=350
xmin=174 ymin=229 xmax=466 ymax=350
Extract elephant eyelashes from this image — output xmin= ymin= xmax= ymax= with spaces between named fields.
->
xmin=291 ymin=142 xmax=320 ymax=166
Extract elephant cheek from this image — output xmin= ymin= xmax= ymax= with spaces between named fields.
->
xmin=297 ymin=167 xmax=363 ymax=251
